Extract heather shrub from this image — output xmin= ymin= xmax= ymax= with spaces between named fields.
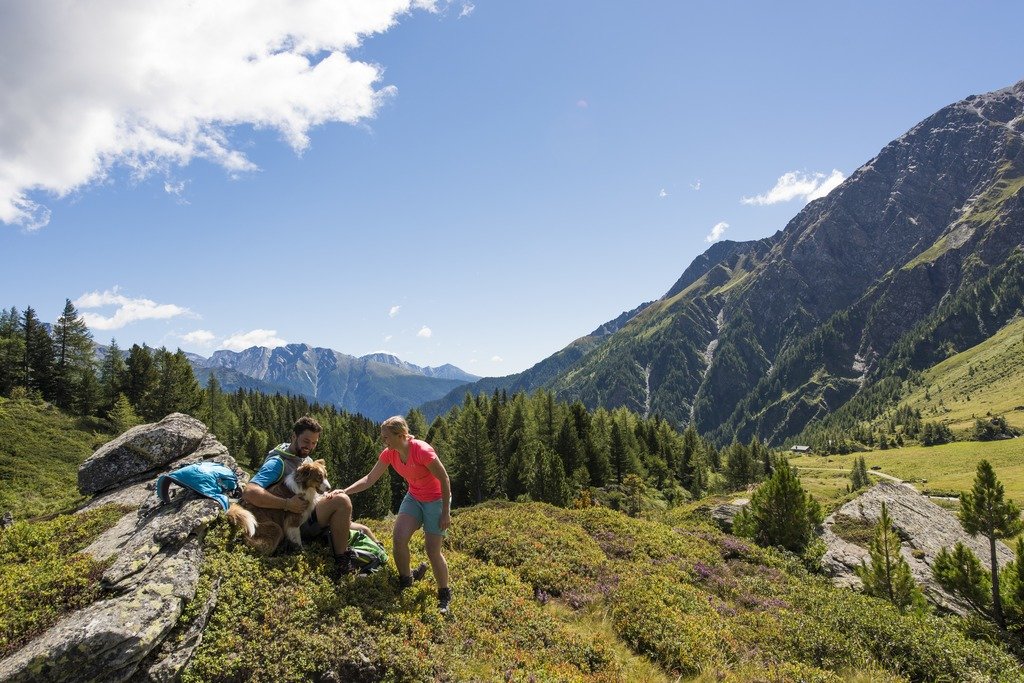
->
xmin=451 ymin=502 xmax=609 ymax=598
xmin=0 ymin=505 xmax=126 ymax=656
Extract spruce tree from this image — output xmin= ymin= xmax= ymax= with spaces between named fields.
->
xmin=22 ymin=307 xmax=55 ymax=399
xmin=405 ymin=408 xmax=428 ymax=440
xmin=124 ymin=344 xmax=157 ymax=413
xmin=51 ymin=299 xmax=96 ymax=413
xmin=610 ymin=421 xmax=628 ymax=485
xmin=453 ymin=401 xmax=497 ymax=504
xmin=554 ymin=417 xmax=584 ymax=482
xmin=98 ymin=339 xmax=127 ymax=414
xmin=147 ymin=348 xmax=202 ymax=419
xmin=959 ymin=460 xmax=1023 ymax=631
xmin=725 ymin=440 xmax=755 ymax=490
xmin=200 ymin=374 xmax=235 ymax=441
xmin=855 ymin=502 xmax=926 ymax=611
xmin=0 ymin=307 xmax=25 ymax=396
xmin=109 ymin=393 xmax=142 ymax=433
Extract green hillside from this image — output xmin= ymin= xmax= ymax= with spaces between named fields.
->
xmin=900 ymin=316 xmax=1024 ymax=433
xmin=177 ymin=502 xmax=1020 ymax=682
xmin=0 ymin=398 xmax=111 ymax=519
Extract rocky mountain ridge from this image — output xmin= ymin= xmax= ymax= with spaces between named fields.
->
xmin=191 ymin=344 xmax=477 ymax=421
xmin=424 ymin=79 xmax=1024 ymax=443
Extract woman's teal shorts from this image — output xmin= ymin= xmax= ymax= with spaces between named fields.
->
xmin=398 ymin=492 xmax=447 ymax=536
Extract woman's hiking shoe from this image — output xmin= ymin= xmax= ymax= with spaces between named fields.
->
xmin=438 ymin=587 xmax=452 ymax=614
xmin=399 ymin=562 xmax=429 ymax=590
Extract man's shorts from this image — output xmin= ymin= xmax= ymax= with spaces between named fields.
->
xmin=398 ymin=493 xmax=447 ymax=537
xmin=300 ymin=508 xmax=329 ymax=542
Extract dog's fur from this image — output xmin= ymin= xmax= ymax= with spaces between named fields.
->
xmin=227 ymin=459 xmax=331 ymax=555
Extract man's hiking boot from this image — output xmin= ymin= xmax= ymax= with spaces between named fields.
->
xmin=438 ymin=587 xmax=452 ymax=614
xmin=399 ymin=562 xmax=429 ymax=590
xmin=335 ymin=550 xmax=359 ymax=578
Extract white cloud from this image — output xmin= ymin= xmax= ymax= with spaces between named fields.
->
xmin=806 ymin=170 xmax=845 ymax=201
xmin=458 ymin=2 xmax=475 ymax=18
xmin=181 ymin=329 xmax=216 ymax=346
xmin=74 ymin=287 xmax=194 ymax=330
xmin=221 ymin=329 xmax=288 ymax=351
xmin=491 ymin=355 xmax=503 ymax=362
xmin=690 ymin=179 xmax=702 ymax=191
xmin=658 ymin=188 xmax=668 ymax=199
xmin=0 ymin=0 xmax=437 ymax=229
xmin=384 ymin=334 xmax=393 ymax=342
xmin=417 ymin=326 xmax=432 ymax=338
xmin=705 ymin=221 xmax=729 ymax=243
xmin=576 ymin=99 xmax=589 ymax=109
xmin=389 ymin=305 xmax=401 ymax=318
xmin=164 ymin=180 xmax=186 ymax=196
xmin=741 ymin=169 xmax=846 ymax=206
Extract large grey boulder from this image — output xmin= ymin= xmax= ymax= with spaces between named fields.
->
xmin=78 ymin=413 xmax=208 ymax=494
xmin=1 ymin=414 xmax=240 ymax=683
xmin=821 ymin=481 xmax=1015 ymax=614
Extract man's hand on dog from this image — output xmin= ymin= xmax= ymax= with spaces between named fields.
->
xmin=283 ymin=496 xmax=307 ymax=513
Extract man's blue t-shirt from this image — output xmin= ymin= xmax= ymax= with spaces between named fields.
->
xmin=249 ymin=444 xmax=291 ymax=489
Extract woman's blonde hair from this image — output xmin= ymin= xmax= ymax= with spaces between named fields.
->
xmin=381 ymin=415 xmax=410 ymax=437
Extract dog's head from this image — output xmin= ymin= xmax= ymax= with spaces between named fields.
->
xmin=295 ymin=459 xmax=331 ymax=493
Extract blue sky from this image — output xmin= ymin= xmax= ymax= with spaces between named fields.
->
xmin=2 ymin=1 xmax=1023 ymax=377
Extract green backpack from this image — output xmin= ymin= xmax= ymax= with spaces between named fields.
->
xmin=349 ymin=529 xmax=387 ymax=574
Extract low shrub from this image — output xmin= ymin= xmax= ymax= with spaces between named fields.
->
xmin=0 ymin=505 xmax=126 ymax=656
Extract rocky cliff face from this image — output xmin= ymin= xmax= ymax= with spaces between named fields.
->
xmin=0 ymin=414 xmax=245 ymax=683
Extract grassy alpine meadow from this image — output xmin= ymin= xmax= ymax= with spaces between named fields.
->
xmin=0 ymin=397 xmax=112 ymax=519
xmin=789 ymin=437 xmax=1024 ymax=501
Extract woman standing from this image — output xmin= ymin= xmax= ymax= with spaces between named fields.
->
xmin=344 ymin=416 xmax=452 ymax=613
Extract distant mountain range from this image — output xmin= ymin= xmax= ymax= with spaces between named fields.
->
xmin=423 ymin=79 xmax=1024 ymax=445
xmin=185 ymin=345 xmax=477 ymax=421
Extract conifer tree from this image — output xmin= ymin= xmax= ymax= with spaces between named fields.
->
xmin=22 ymin=307 xmax=55 ymax=399
xmin=678 ymin=424 xmax=702 ymax=493
xmin=51 ymin=299 xmax=96 ymax=413
xmin=532 ymin=443 xmax=570 ymax=507
xmin=452 ymin=401 xmax=497 ymax=504
xmin=405 ymin=407 xmax=428 ymax=440
xmin=554 ymin=417 xmax=584 ymax=482
xmin=98 ymin=339 xmax=127 ymax=414
xmin=933 ymin=542 xmax=991 ymax=616
xmin=109 ymin=393 xmax=142 ymax=433
xmin=610 ymin=421 xmax=628 ymax=485
xmin=0 ymin=307 xmax=25 ymax=396
xmin=734 ymin=464 xmax=823 ymax=553
xmin=855 ymin=502 xmax=926 ymax=611
xmin=124 ymin=344 xmax=157 ymax=413
xmin=959 ymin=460 xmax=1023 ymax=631
xmin=146 ymin=348 xmax=202 ymax=419
xmin=850 ymin=456 xmax=870 ymax=491
xmin=200 ymin=374 xmax=235 ymax=441
xmin=725 ymin=440 xmax=756 ymax=490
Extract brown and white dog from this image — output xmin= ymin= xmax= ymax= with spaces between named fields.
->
xmin=227 ymin=459 xmax=331 ymax=555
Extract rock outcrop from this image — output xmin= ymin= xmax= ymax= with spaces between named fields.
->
xmin=820 ymin=481 xmax=1015 ymax=614
xmin=78 ymin=413 xmax=208 ymax=494
xmin=0 ymin=414 xmax=245 ymax=683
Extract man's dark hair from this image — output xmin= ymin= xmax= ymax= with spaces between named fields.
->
xmin=293 ymin=416 xmax=323 ymax=436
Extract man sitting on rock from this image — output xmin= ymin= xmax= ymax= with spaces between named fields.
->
xmin=243 ymin=416 xmax=359 ymax=574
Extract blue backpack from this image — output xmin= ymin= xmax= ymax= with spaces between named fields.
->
xmin=156 ymin=461 xmax=241 ymax=511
